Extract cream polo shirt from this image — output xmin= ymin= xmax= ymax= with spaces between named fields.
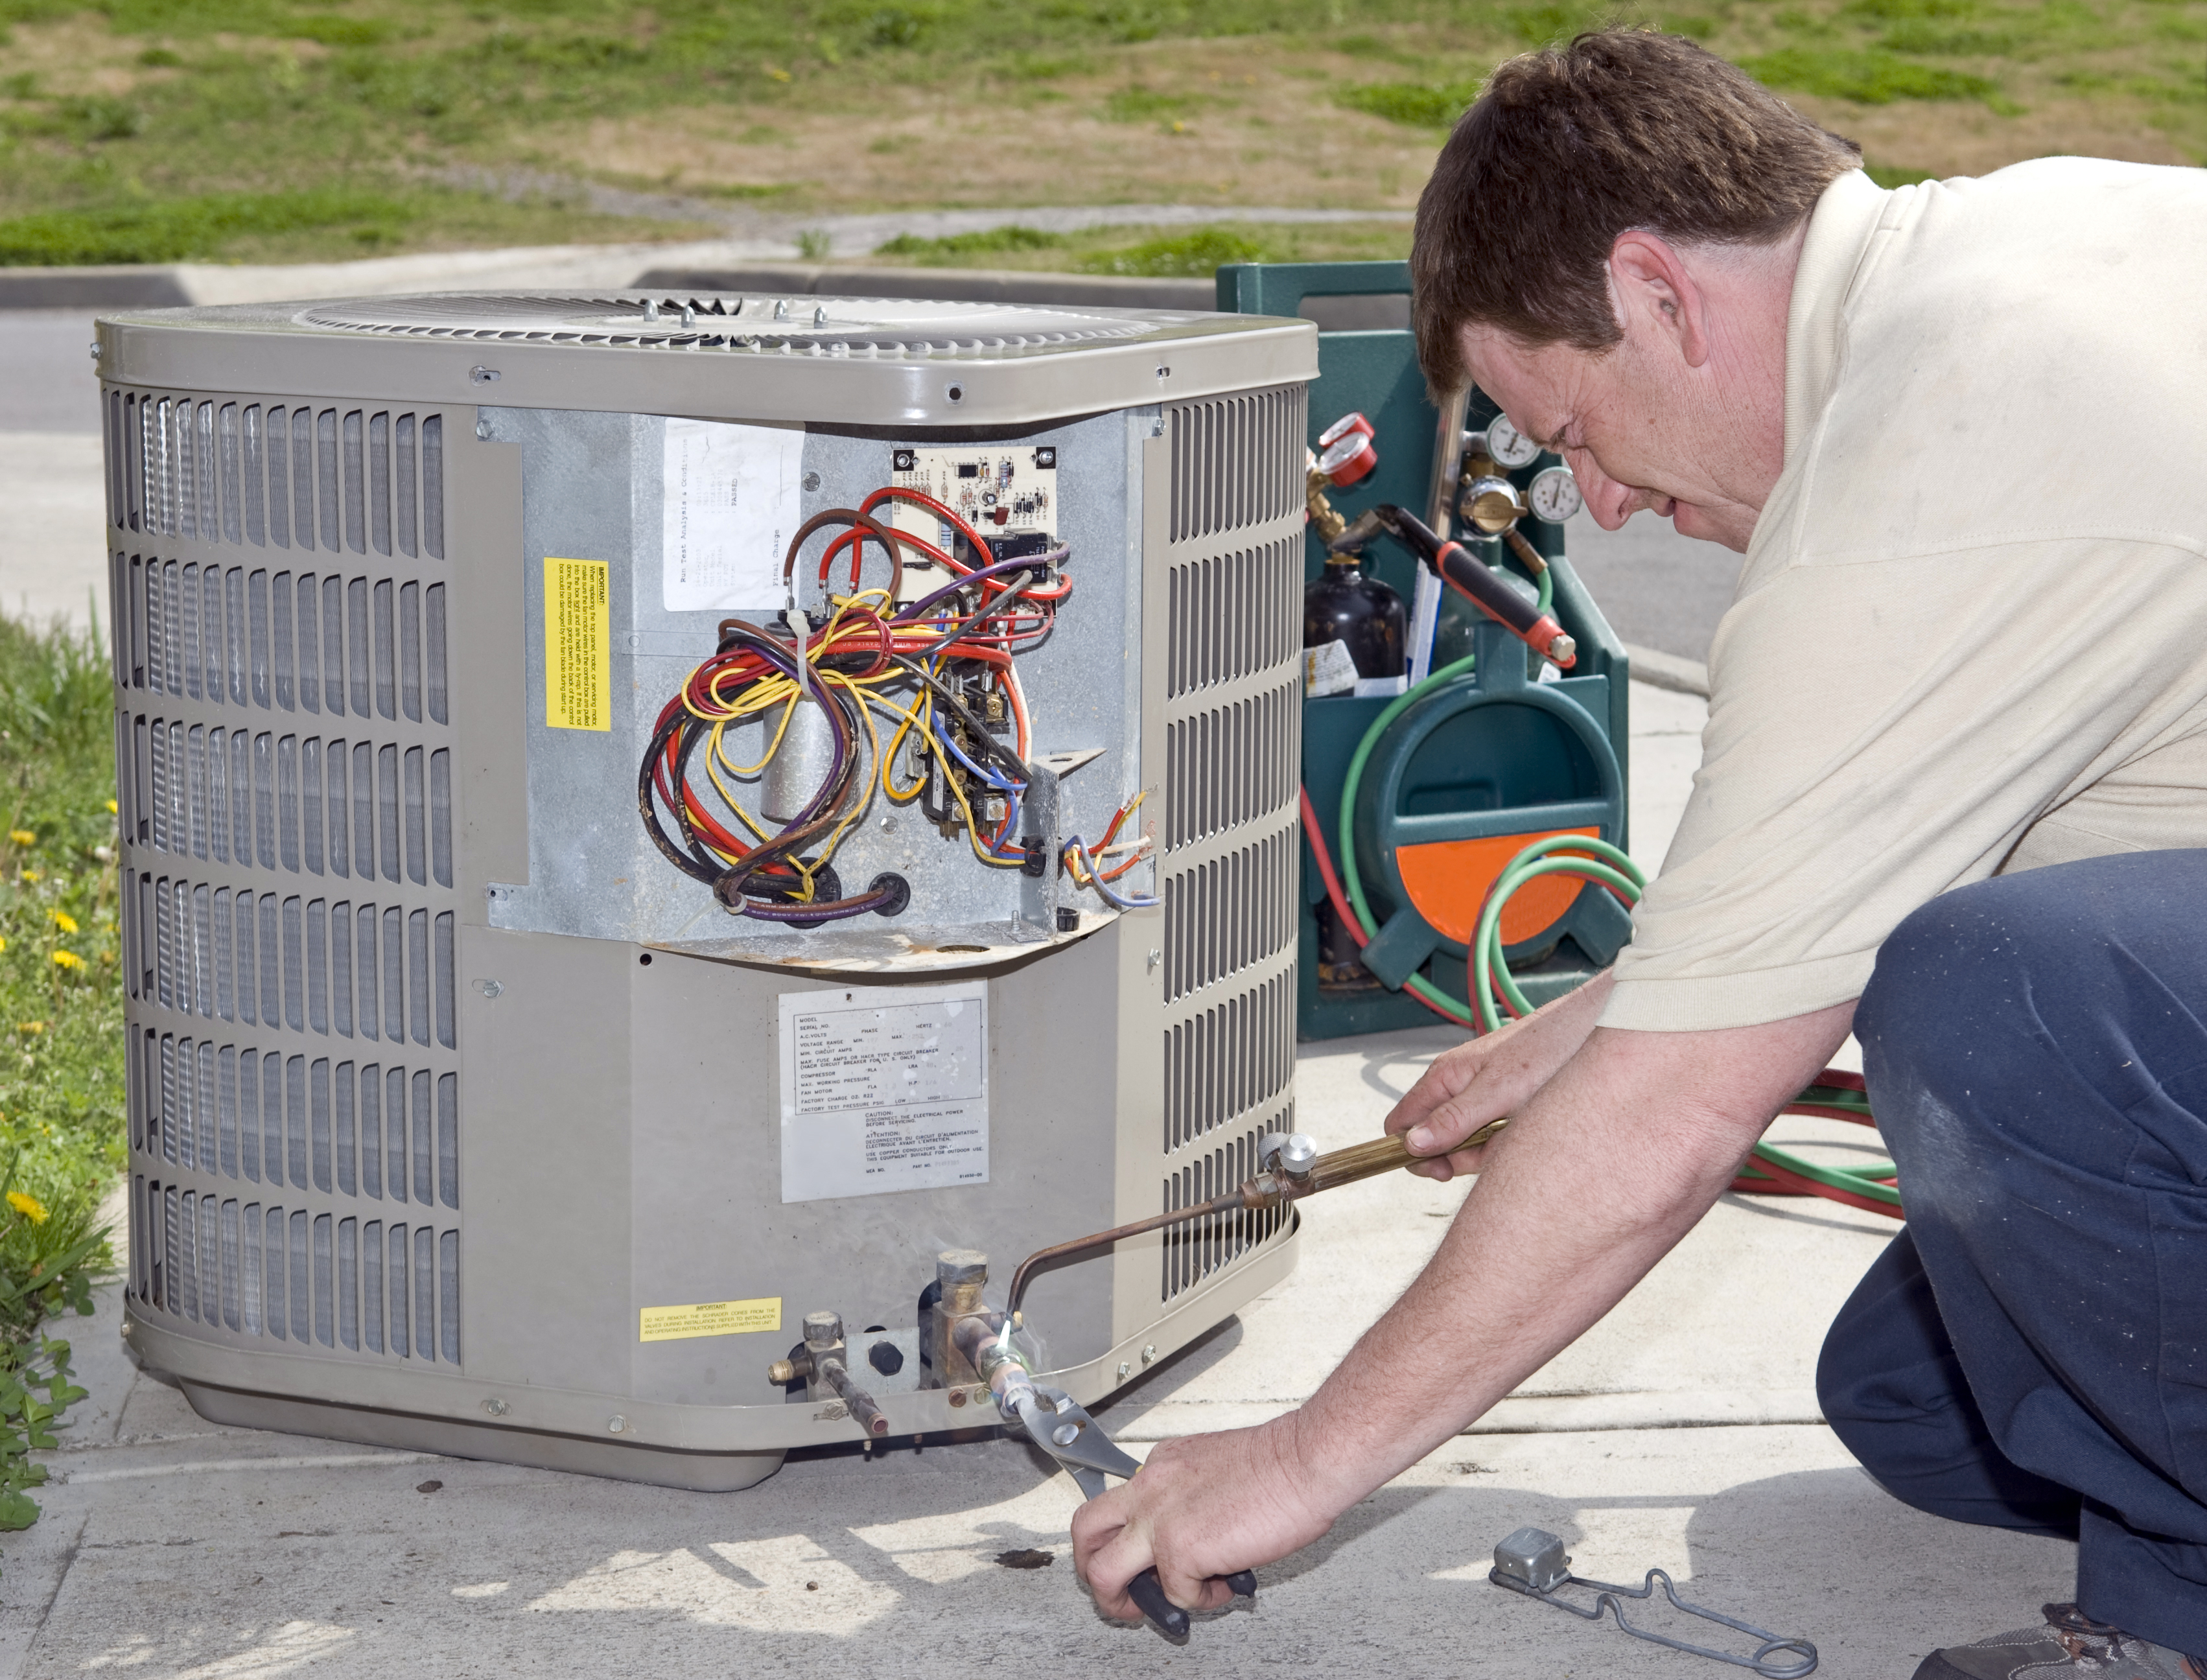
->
xmin=1601 ymin=159 xmax=2207 ymax=1033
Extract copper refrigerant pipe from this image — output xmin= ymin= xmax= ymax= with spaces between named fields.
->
xmin=1003 ymin=1121 xmax=1506 ymax=1324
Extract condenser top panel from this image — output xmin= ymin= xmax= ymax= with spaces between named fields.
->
xmin=95 ymin=290 xmax=1319 ymax=428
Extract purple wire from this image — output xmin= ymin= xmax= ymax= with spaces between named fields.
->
xmin=897 ymin=548 xmax=1069 ymax=622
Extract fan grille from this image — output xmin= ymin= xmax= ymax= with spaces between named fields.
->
xmin=296 ymin=292 xmax=1174 ymax=358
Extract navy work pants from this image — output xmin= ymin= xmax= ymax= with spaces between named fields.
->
xmin=1821 ymin=850 xmax=2207 ymax=1657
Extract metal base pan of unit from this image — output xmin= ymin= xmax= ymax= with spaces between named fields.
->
xmin=128 ymin=1217 xmax=1299 ymax=1493
xmin=175 ymin=1379 xmax=789 ymax=1492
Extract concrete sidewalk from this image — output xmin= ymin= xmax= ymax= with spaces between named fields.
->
xmin=0 ymin=682 xmax=2075 ymax=1678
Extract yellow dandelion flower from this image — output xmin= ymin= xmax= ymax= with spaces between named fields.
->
xmin=7 ymin=832 xmax=32 ymax=847
xmin=19 ymin=870 xmax=40 ymax=883
xmin=50 ymin=950 xmax=82 ymax=971
xmin=105 ymin=800 xmax=117 ymax=814
xmin=6 ymin=1191 xmax=47 ymax=1225
xmin=16 ymin=1021 xmax=44 ymax=1034
xmin=49 ymin=911 xmax=76 ymax=935
xmin=0 ymin=936 xmax=8 ymax=953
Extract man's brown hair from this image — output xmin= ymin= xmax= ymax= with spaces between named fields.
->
xmin=1412 ymin=29 xmax=1861 ymax=391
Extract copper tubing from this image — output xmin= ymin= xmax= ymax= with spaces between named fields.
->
xmin=820 ymin=1359 xmax=889 ymax=1436
xmin=1004 ymin=1121 xmax=1506 ymax=1324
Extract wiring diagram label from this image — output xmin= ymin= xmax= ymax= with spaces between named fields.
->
xmin=544 ymin=557 xmax=611 ymax=730
xmin=778 ymin=981 xmax=988 ymax=1202
xmin=662 ymin=418 xmax=805 ymax=612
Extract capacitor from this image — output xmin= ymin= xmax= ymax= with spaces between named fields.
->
xmin=760 ymin=692 xmax=838 ymax=826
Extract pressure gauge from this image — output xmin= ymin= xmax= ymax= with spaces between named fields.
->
xmin=1316 ymin=428 xmax=1379 ymax=488
xmin=1458 ymin=474 xmax=1526 ymax=537
xmin=1485 ymin=412 xmax=1542 ymax=469
xmin=1317 ymin=410 xmax=1375 ymax=450
xmin=1526 ymin=465 xmax=1583 ymax=524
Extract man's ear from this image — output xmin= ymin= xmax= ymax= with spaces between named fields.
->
xmin=1609 ymin=232 xmax=1711 ymax=369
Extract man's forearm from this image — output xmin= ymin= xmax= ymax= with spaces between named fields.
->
xmin=1287 ymin=1005 xmax=1854 ymax=1510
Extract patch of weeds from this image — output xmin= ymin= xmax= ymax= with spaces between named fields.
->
xmin=135 ymin=46 xmax=185 ymax=67
xmin=1508 ymin=1 xmax=1626 ymax=47
xmin=736 ymin=124 xmax=788 ymax=145
xmin=869 ymin=6 xmax=923 ymax=48
xmin=0 ymin=71 xmax=39 ymax=99
xmin=58 ymin=96 xmax=145 ymax=142
xmin=1334 ymin=78 xmax=1482 ymax=127
xmin=284 ymin=13 xmax=395 ymax=48
xmin=0 ymin=613 xmax=135 ymax=1558
xmin=1865 ymin=161 xmax=1938 ymax=185
xmin=0 ymin=186 xmax=414 ymax=264
xmin=999 ymin=51 xmax=1079 ymax=78
xmin=795 ymin=226 xmax=831 ymax=260
xmin=690 ymin=181 xmax=792 ymax=200
xmin=1876 ymin=21 xmax=2016 ymax=54
xmin=1744 ymin=45 xmax=2005 ymax=105
xmin=1103 ymin=85 xmax=1189 ymax=123
xmin=1076 ymin=226 xmax=1267 ymax=276
xmin=875 ymin=224 xmax=1066 ymax=261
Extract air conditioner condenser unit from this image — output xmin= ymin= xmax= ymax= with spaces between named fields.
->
xmin=97 ymin=290 xmax=1316 ymax=1489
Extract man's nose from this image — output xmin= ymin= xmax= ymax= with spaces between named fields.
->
xmin=1567 ymin=449 xmax=1641 ymax=531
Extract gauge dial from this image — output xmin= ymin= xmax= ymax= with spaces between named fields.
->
xmin=1484 ymin=412 xmax=1542 ymax=469
xmin=1317 ymin=429 xmax=1378 ymax=488
xmin=1317 ymin=411 xmax=1375 ymax=450
xmin=1526 ymin=465 xmax=1583 ymax=524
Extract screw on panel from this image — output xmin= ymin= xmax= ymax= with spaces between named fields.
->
xmin=1116 ymin=1362 xmax=1132 ymax=1379
xmin=1141 ymin=1344 xmax=1157 ymax=1366
xmin=469 ymin=366 xmax=500 ymax=384
xmin=1146 ymin=949 xmax=1162 ymax=972
xmin=473 ymin=979 xmax=502 ymax=998
xmin=802 ymin=471 xmax=822 ymax=492
xmin=607 ymin=1415 xmax=627 ymax=1434
xmin=87 ymin=342 xmax=102 ymax=360
xmin=482 ymin=1397 xmax=508 ymax=1416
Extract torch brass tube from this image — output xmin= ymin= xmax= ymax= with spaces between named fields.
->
xmin=1004 ymin=1121 xmax=1505 ymax=1324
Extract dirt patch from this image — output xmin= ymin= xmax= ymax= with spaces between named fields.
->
xmin=530 ymin=39 xmax=1441 ymax=214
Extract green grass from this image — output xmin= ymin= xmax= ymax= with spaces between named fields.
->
xmin=1075 ymin=225 xmax=1266 ymax=275
xmin=1741 ymin=45 xmax=2008 ymax=106
xmin=0 ymin=186 xmax=417 ymax=263
xmin=1333 ymin=78 xmax=1485 ymax=128
xmin=0 ymin=0 xmax=2197 ymax=262
xmin=867 ymin=218 xmax=1412 ymax=274
xmin=874 ymin=223 xmax=1069 ymax=260
xmin=0 ymin=615 xmax=131 ymax=1549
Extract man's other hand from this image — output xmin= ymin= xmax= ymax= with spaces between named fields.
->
xmin=1386 ymin=969 xmax=1615 ymax=1180
xmin=1071 ymin=1417 xmax=1334 ymax=1620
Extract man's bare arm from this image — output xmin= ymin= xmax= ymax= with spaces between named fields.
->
xmin=1071 ymin=1001 xmax=1854 ymax=1616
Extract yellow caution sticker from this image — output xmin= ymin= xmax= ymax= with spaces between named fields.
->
xmin=639 ymin=1297 xmax=782 ymax=1343
xmin=544 ymin=557 xmax=611 ymax=731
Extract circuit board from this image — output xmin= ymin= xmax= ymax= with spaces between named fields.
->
xmin=887 ymin=445 xmax=1058 ymax=599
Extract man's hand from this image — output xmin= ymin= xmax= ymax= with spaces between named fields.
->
xmin=1072 ymin=999 xmax=1855 ymax=1615
xmin=1387 ymin=970 xmax=1614 ymax=1180
xmin=1071 ymin=1416 xmax=1332 ymax=1619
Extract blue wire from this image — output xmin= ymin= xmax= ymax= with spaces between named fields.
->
xmin=1064 ymin=835 xmax=1158 ymax=911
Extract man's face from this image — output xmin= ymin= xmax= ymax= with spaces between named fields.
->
xmin=1458 ymin=239 xmax=1792 ymax=555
